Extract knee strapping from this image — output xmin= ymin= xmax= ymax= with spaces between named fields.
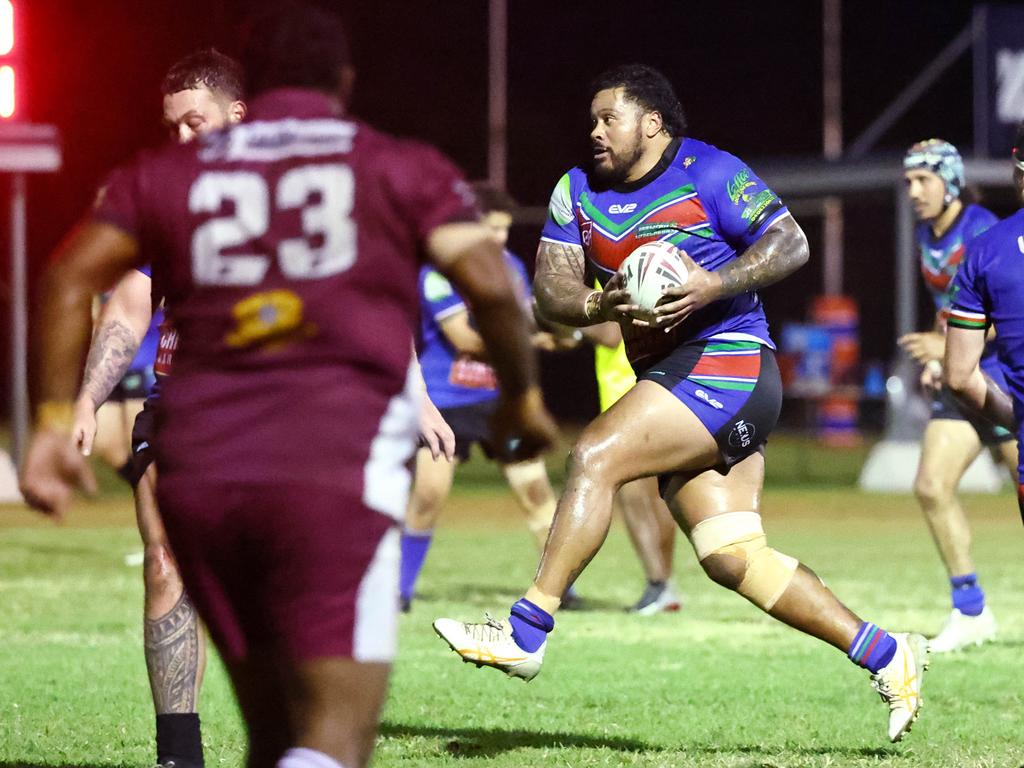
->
xmin=689 ymin=511 xmax=798 ymax=610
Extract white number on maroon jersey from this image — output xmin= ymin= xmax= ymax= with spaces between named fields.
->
xmin=277 ymin=164 xmax=356 ymax=279
xmin=189 ymin=172 xmax=270 ymax=286
xmin=188 ymin=165 xmax=357 ymax=285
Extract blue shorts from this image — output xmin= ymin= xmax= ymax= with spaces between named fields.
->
xmin=638 ymin=340 xmax=782 ymax=468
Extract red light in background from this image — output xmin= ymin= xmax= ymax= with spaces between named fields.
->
xmin=0 ymin=1 xmax=11 ymax=57
xmin=0 ymin=66 xmax=13 ymax=118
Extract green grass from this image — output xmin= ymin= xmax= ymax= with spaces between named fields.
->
xmin=1 ymin=446 xmax=1022 ymax=767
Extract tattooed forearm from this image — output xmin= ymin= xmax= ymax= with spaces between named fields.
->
xmin=144 ymin=592 xmax=201 ymax=714
xmin=80 ymin=320 xmax=141 ymax=408
xmin=533 ymin=240 xmax=594 ymax=326
xmin=717 ymin=215 xmax=809 ymax=299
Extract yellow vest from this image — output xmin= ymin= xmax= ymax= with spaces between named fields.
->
xmin=595 ymin=340 xmax=635 ymax=412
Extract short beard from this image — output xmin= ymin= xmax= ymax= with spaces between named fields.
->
xmin=591 ymin=126 xmax=645 ymax=185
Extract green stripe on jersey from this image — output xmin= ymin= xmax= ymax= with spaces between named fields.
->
xmin=948 ymin=317 xmax=987 ymax=330
xmin=579 ymin=184 xmax=695 ymax=235
xmin=704 ymin=341 xmax=763 ymax=352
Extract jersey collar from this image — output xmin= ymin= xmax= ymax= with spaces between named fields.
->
xmin=606 ymin=137 xmax=682 ymax=194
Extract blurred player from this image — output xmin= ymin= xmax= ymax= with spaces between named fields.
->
xmin=945 ymin=122 xmax=1024 ymax=523
xmin=898 ymin=139 xmax=1014 ymax=652
xmin=401 ymin=185 xmax=560 ymax=612
xmin=434 ymin=64 xmax=927 ymax=743
xmin=583 ymin=319 xmax=680 ymax=614
xmin=20 ymin=5 xmax=556 ymax=768
xmin=70 ymin=48 xmax=247 ymax=768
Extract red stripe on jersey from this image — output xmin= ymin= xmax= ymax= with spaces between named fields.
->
xmin=584 ymin=197 xmax=708 ymax=273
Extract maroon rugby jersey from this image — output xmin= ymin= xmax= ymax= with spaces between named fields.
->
xmin=93 ymin=89 xmax=476 ymax=499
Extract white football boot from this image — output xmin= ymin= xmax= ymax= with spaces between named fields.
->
xmin=928 ymin=607 xmax=997 ymax=653
xmin=870 ymin=632 xmax=929 ymax=742
xmin=433 ymin=614 xmax=545 ymax=681
xmin=630 ymin=580 xmax=682 ymax=616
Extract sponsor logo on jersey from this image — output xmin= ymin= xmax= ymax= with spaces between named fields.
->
xmin=727 ymin=169 xmax=757 ymax=205
xmin=608 ymin=203 xmax=638 ymax=214
xmin=728 ymin=419 xmax=755 ymax=448
xmin=694 ymin=388 xmax=724 ymax=409
xmin=580 ymin=219 xmax=593 ymax=247
xmin=423 ymin=271 xmax=454 ymax=302
xmin=683 ymin=155 xmax=697 ymax=168
xmin=741 ymin=189 xmax=777 ymax=221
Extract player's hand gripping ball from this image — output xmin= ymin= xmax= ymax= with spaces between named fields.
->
xmin=617 ymin=241 xmax=689 ymax=322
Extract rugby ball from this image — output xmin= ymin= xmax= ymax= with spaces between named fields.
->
xmin=617 ymin=241 xmax=688 ymax=318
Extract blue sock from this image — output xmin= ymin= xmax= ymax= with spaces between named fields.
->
xmin=847 ymin=622 xmax=897 ymax=673
xmin=951 ymin=573 xmax=985 ymax=616
xmin=509 ymin=598 xmax=554 ymax=652
xmin=399 ymin=529 xmax=432 ymax=602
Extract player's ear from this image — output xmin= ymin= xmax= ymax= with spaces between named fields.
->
xmin=645 ymin=110 xmax=664 ymax=138
xmin=229 ymin=100 xmax=247 ymax=124
xmin=337 ymin=66 xmax=356 ymax=110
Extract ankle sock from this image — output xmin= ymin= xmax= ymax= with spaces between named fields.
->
xmin=156 ymin=712 xmax=203 ymax=767
xmin=276 ymin=747 xmax=345 ymax=768
xmin=509 ymin=598 xmax=554 ymax=652
xmin=847 ymin=622 xmax=897 ymax=674
xmin=950 ymin=572 xmax=985 ymax=617
xmin=399 ymin=529 xmax=433 ymax=602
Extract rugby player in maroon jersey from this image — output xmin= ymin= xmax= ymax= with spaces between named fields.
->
xmin=68 ymin=49 xmax=246 ymax=768
xmin=20 ymin=4 xmax=556 ymax=767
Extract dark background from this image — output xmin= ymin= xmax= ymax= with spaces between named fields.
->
xmin=1 ymin=0 xmax=1018 ymax=421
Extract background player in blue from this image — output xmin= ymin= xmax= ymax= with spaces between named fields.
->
xmin=897 ymin=139 xmax=1014 ymax=653
xmin=67 ymin=49 xmax=248 ymax=768
xmin=945 ymin=124 xmax=1024 ymax=526
xmin=435 ymin=64 xmax=927 ymax=743
xmin=402 ymin=185 xmax=561 ymax=612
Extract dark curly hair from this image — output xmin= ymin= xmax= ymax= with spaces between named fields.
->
xmin=241 ymin=1 xmax=352 ymax=97
xmin=161 ymin=49 xmax=244 ymax=101
xmin=589 ymin=64 xmax=687 ymax=137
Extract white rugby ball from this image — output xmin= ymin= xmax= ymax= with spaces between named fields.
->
xmin=617 ymin=240 xmax=688 ymax=317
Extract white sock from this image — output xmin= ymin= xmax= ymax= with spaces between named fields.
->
xmin=276 ymin=747 xmax=346 ymax=768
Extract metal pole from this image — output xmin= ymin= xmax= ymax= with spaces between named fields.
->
xmin=10 ymin=171 xmax=28 ymax=467
xmin=972 ymin=5 xmax=989 ymax=157
xmin=822 ymin=0 xmax=843 ymax=295
xmin=487 ymin=0 xmax=507 ymax=190
xmin=848 ymin=24 xmax=974 ymax=158
xmin=894 ymin=181 xmax=917 ymax=340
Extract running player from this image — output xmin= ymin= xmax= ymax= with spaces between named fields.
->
xmin=434 ymin=64 xmax=927 ymax=743
xmin=19 ymin=5 xmax=556 ymax=768
xmin=401 ymin=185 xmax=560 ymax=612
xmin=898 ymin=139 xmax=1015 ymax=652
xmin=945 ymin=124 xmax=1024 ymax=520
xmin=70 ymin=48 xmax=247 ymax=768
xmin=585 ymin=320 xmax=680 ymax=614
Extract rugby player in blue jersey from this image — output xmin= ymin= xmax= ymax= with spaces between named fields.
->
xmin=402 ymin=185 xmax=561 ymax=612
xmin=435 ymin=64 xmax=927 ymax=742
xmin=897 ymin=139 xmax=1014 ymax=653
xmin=945 ymin=124 xmax=1024 ymax=526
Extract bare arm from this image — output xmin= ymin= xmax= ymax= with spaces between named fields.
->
xmin=78 ymin=269 xmax=153 ymax=410
xmin=944 ymin=325 xmax=1015 ymax=430
xmin=439 ymin=309 xmax=488 ymax=360
xmin=533 ymin=240 xmax=634 ymax=326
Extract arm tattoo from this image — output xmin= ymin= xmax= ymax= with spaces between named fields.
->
xmin=80 ymin=320 xmax=141 ymax=408
xmin=717 ymin=217 xmax=809 ymax=299
xmin=533 ymin=241 xmax=593 ymax=326
xmin=144 ymin=591 xmax=201 ymax=714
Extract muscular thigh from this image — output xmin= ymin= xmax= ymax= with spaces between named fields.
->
xmin=664 ymin=452 xmax=766 ymax=533
xmin=918 ymin=420 xmax=982 ymax=485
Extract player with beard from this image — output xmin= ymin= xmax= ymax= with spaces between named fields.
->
xmin=70 ymin=49 xmax=247 ymax=768
xmin=435 ymin=63 xmax=928 ymax=743
xmin=19 ymin=5 xmax=555 ymax=767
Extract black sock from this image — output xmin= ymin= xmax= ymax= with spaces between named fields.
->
xmin=156 ymin=713 xmax=204 ymax=766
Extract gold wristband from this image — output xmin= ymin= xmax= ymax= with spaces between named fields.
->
xmin=36 ymin=400 xmax=75 ymax=433
xmin=583 ymin=290 xmax=602 ymax=322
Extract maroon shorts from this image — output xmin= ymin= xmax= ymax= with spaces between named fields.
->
xmin=156 ymin=478 xmax=400 ymax=665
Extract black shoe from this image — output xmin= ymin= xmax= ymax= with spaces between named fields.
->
xmin=400 ymin=595 xmax=412 ymax=613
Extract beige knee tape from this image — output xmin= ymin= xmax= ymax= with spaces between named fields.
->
xmin=689 ymin=511 xmax=798 ymax=610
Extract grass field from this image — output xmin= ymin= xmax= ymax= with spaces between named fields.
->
xmin=1 ymin=437 xmax=1023 ymax=767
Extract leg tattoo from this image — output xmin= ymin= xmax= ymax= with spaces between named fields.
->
xmin=145 ymin=591 xmax=201 ymax=714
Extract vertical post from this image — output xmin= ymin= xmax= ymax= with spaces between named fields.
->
xmin=972 ymin=5 xmax=988 ymax=157
xmin=894 ymin=181 xmax=917 ymax=340
xmin=822 ymin=0 xmax=843 ymax=295
xmin=10 ymin=171 xmax=27 ymax=466
xmin=487 ymin=0 xmax=507 ymax=190
xmin=819 ymin=0 xmax=843 ymax=294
